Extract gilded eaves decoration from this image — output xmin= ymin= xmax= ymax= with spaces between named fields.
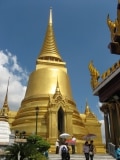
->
xmin=88 ymin=60 xmax=120 ymax=90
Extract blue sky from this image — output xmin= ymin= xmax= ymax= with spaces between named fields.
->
xmin=0 ymin=0 xmax=119 ymax=121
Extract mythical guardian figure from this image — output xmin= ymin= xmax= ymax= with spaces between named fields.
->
xmin=88 ymin=61 xmax=100 ymax=90
xmin=107 ymin=14 xmax=119 ymax=42
xmin=107 ymin=0 xmax=120 ymax=54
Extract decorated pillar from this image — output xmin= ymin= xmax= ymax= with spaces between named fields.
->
xmin=115 ymin=102 xmax=120 ymax=144
xmin=109 ymin=105 xmax=115 ymax=143
xmin=48 ymin=108 xmax=57 ymax=139
xmin=65 ymin=108 xmax=73 ymax=134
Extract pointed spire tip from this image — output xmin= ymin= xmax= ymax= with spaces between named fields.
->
xmin=49 ymin=7 xmax=52 ymax=24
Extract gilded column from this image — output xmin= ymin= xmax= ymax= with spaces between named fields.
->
xmin=65 ymin=109 xmax=73 ymax=134
xmin=104 ymin=108 xmax=110 ymax=151
xmin=116 ymin=102 xmax=120 ymax=144
xmin=48 ymin=109 xmax=57 ymax=138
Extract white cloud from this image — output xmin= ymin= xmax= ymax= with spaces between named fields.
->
xmin=99 ymin=120 xmax=106 ymax=143
xmin=0 ymin=50 xmax=28 ymax=111
xmin=96 ymin=101 xmax=104 ymax=119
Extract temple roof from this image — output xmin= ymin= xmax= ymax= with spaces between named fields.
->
xmin=93 ymin=60 xmax=120 ymax=96
xmin=37 ymin=8 xmax=63 ymax=62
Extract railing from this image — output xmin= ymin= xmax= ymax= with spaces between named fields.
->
xmin=108 ymin=142 xmax=115 ymax=158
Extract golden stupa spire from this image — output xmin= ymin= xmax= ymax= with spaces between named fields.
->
xmin=0 ymin=77 xmax=10 ymax=120
xmin=37 ymin=8 xmax=63 ymax=62
xmin=84 ymin=99 xmax=90 ymax=114
xmin=49 ymin=7 xmax=52 ymax=25
xmin=3 ymin=78 xmax=10 ymax=112
xmin=4 ymin=78 xmax=9 ymax=105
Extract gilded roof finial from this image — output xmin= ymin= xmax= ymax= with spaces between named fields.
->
xmin=88 ymin=61 xmax=100 ymax=90
xmin=84 ymin=99 xmax=91 ymax=115
xmin=49 ymin=7 xmax=52 ymax=25
xmin=53 ymin=78 xmax=62 ymax=99
xmin=56 ymin=78 xmax=60 ymax=92
xmin=55 ymin=78 xmax=61 ymax=95
xmin=85 ymin=98 xmax=88 ymax=107
xmin=107 ymin=0 xmax=120 ymax=54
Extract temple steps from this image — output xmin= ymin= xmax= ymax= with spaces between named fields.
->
xmin=48 ymin=153 xmax=115 ymax=160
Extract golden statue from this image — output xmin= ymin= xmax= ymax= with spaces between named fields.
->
xmin=88 ymin=61 xmax=100 ymax=89
xmin=107 ymin=14 xmax=118 ymax=42
xmin=107 ymin=0 xmax=120 ymax=54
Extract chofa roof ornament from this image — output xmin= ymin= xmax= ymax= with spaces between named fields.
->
xmin=107 ymin=0 xmax=120 ymax=54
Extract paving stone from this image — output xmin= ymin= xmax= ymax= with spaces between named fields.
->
xmin=48 ymin=153 xmax=115 ymax=160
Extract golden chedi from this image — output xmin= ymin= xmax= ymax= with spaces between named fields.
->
xmin=0 ymin=8 xmax=105 ymax=153
xmin=12 ymin=9 xmax=88 ymax=141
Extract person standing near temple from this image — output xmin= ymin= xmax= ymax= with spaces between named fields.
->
xmin=65 ymin=143 xmax=70 ymax=160
xmin=115 ymin=145 xmax=120 ymax=160
xmin=59 ymin=142 xmax=68 ymax=160
xmin=83 ymin=141 xmax=90 ymax=160
xmin=71 ymin=136 xmax=76 ymax=154
xmin=89 ymin=140 xmax=96 ymax=160
xmin=55 ymin=139 xmax=59 ymax=154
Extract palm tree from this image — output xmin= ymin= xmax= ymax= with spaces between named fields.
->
xmin=6 ymin=143 xmax=19 ymax=160
xmin=6 ymin=142 xmax=38 ymax=160
xmin=5 ymin=134 xmax=50 ymax=160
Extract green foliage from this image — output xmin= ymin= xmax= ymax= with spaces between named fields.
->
xmin=29 ymin=152 xmax=47 ymax=160
xmin=27 ymin=135 xmax=50 ymax=153
xmin=5 ymin=142 xmax=37 ymax=160
xmin=5 ymin=143 xmax=19 ymax=160
xmin=5 ymin=134 xmax=50 ymax=160
xmin=27 ymin=134 xmax=43 ymax=143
